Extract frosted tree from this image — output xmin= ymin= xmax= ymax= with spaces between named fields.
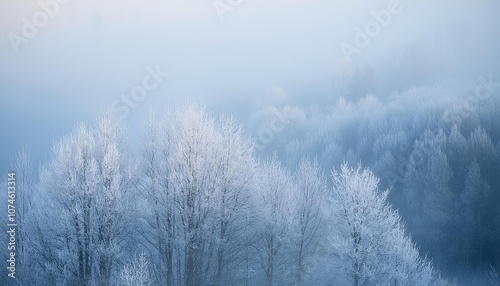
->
xmin=467 ymin=128 xmax=498 ymax=183
xmin=169 ymin=104 xmax=219 ymax=286
xmin=119 ymin=252 xmax=153 ymax=286
xmin=140 ymin=110 xmax=177 ymax=286
xmin=330 ymin=163 xmax=442 ymax=285
xmin=41 ymin=114 xmax=133 ymax=285
xmin=402 ymin=129 xmax=453 ymax=267
xmin=139 ymin=105 xmax=257 ymax=286
xmin=291 ymin=158 xmax=328 ymax=286
xmin=445 ymin=125 xmax=470 ymax=189
xmin=94 ymin=114 xmax=135 ymax=286
xmin=254 ymin=156 xmax=296 ymax=286
xmin=41 ymin=124 xmax=99 ymax=285
xmin=385 ymin=224 xmax=442 ymax=286
xmin=211 ymin=116 xmax=256 ymax=286
xmin=29 ymin=172 xmax=69 ymax=284
xmin=457 ymin=160 xmax=491 ymax=267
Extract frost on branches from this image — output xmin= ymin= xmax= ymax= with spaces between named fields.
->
xmin=330 ymin=163 xmax=444 ymax=286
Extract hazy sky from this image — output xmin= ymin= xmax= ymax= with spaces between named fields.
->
xmin=1 ymin=0 xmax=500 ymax=170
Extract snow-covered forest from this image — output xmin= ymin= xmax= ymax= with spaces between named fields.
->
xmin=2 ymin=0 xmax=500 ymax=285
xmin=2 ymin=85 xmax=500 ymax=285
xmin=0 ymin=103 xmax=444 ymax=286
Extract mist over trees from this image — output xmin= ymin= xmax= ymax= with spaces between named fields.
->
xmin=2 ymin=0 xmax=500 ymax=285
xmin=251 ymin=83 xmax=500 ymax=284
xmin=2 ymin=83 xmax=500 ymax=285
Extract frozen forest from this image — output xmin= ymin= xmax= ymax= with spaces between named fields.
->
xmin=2 ymin=92 xmax=500 ymax=285
xmin=2 ymin=0 xmax=500 ymax=285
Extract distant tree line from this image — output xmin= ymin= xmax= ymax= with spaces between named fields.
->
xmin=261 ymin=86 xmax=500 ymax=285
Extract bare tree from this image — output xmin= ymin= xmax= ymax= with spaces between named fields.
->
xmin=119 ymin=252 xmax=153 ymax=286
